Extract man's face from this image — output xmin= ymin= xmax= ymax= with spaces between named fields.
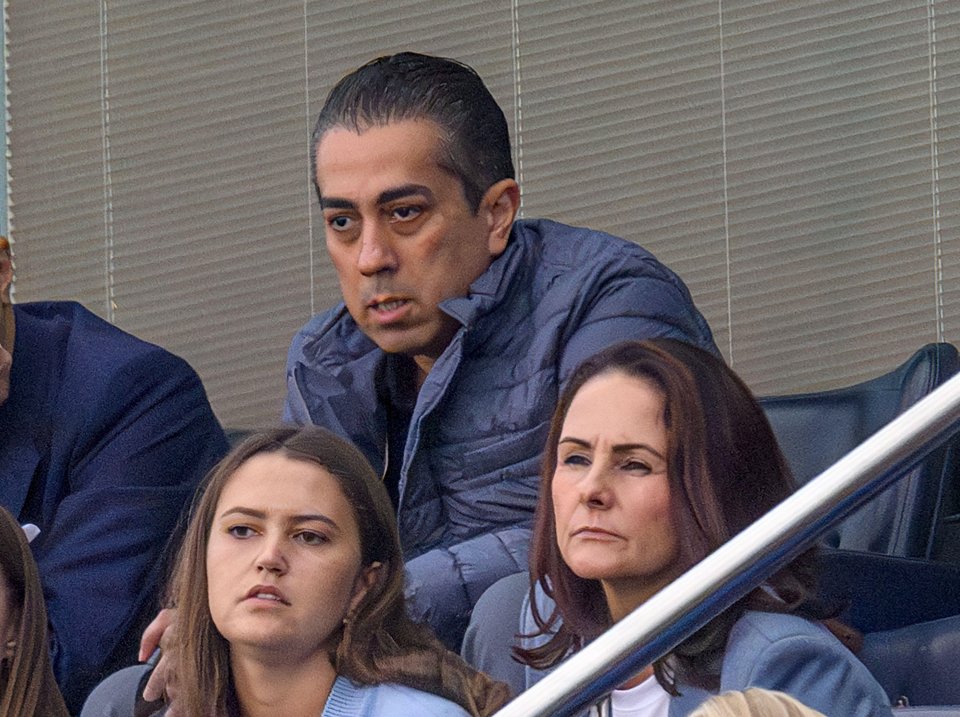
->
xmin=315 ymin=120 xmax=513 ymax=377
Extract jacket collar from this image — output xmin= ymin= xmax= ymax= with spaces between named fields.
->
xmin=438 ymin=222 xmax=528 ymax=328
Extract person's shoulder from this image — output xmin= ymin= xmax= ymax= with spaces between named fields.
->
xmin=79 ymin=664 xmax=154 ymax=717
xmin=723 ymin=610 xmax=868 ymax=681
xmin=287 ymin=304 xmax=368 ymax=357
xmin=15 ymin=300 xmax=113 ymax=343
xmin=513 ymin=218 xmax=683 ymax=292
xmin=369 ymin=682 xmax=472 ymax=715
xmin=325 ymin=679 xmax=471 ymax=717
xmin=16 ymin=300 xmax=194 ymax=375
xmin=727 ymin=610 xmax=841 ymax=651
xmin=516 ymin=217 xmax=654 ymax=258
xmin=720 ymin=612 xmax=893 ymax=716
xmin=291 ymin=303 xmax=345 ymax=338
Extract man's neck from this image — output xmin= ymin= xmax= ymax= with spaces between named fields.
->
xmin=413 ymin=354 xmax=434 ymax=391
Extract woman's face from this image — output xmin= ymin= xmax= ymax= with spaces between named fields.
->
xmin=552 ymin=371 xmax=680 ymax=612
xmin=206 ymin=452 xmax=377 ymax=661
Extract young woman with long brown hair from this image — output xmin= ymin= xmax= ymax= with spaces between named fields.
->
xmin=84 ymin=427 xmax=508 ymax=717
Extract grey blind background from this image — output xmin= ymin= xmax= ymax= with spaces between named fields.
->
xmin=4 ymin=1 xmax=959 ymax=430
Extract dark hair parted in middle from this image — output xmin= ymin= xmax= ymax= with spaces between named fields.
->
xmin=170 ymin=426 xmax=509 ymax=717
xmin=311 ymin=52 xmax=515 ymax=212
xmin=516 ymin=338 xmax=824 ymax=692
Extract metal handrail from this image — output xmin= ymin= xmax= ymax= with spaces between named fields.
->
xmin=492 ymin=371 xmax=960 ymax=717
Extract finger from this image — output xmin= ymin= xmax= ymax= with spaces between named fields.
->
xmin=141 ymin=654 xmax=169 ymax=703
xmin=163 ymin=679 xmax=181 ymax=717
xmin=138 ymin=609 xmax=174 ymax=662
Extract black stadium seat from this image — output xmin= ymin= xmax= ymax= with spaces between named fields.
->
xmin=861 ymin=615 xmax=960 ymax=710
xmin=760 ymin=343 xmax=960 ymax=561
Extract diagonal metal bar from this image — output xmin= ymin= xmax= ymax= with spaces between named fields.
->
xmin=492 ymin=371 xmax=960 ymax=717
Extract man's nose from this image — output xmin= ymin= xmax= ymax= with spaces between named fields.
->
xmin=356 ymin=225 xmax=398 ymax=276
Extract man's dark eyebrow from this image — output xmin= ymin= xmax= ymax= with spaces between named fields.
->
xmin=319 ymin=196 xmax=355 ymax=211
xmin=379 ymin=184 xmax=435 ymax=205
xmin=319 ymin=184 xmax=435 ymax=211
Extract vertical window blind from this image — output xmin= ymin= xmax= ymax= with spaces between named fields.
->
xmin=5 ymin=0 xmax=958 ymax=428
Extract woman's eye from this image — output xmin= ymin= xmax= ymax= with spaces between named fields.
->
xmin=227 ymin=525 xmax=256 ymax=539
xmin=623 ymin=460 xmax=652 ymax=473
xmin=295 ymin=531 xmax=328 ymax=546
xmin=562 ymin=454 xmax=591 ymax=467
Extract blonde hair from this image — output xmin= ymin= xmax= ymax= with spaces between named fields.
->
xmin=0 ymin=506 xmax=70 ymax=717
xmin=689 ymin=689 xmax=827 ymax=717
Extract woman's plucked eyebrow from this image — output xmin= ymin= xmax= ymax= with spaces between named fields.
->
xmin=557 ymin=436 xmax=666 ymax=461
xmin=217 ymin=506 xmax=339 ymax=529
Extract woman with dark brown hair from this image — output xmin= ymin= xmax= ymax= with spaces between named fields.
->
xmin=83 ymin=426 xmax=508 ymax=717
xmin=0 ymin=505 xmax=70 ymax=717
xmin=482 ymin=339 xmax=891 ymax=716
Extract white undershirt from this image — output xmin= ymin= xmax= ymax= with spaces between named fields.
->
xmin=606 ymin=674 xmax=671 ymax=717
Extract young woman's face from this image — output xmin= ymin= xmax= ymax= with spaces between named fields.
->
xmin=206 ymin=452 xmax=376 ymax=661
xmin=552 ymin=371 xmax=680 ymax=611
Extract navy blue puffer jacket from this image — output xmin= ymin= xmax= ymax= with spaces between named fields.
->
xmin=283 ymin=218 xmax=717 ymax=644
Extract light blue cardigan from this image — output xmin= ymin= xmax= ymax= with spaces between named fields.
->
xmin=664 ymin=611 xmax=894 ymax=717
xmin=80 ymin=667 xmax=471 ymax=717
xmin=323 ymin=675 xmax=471 ymax=717
xmin=520 ymin=608 xmax=894 ymax=717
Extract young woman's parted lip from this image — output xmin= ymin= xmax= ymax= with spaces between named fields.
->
xmin=244 ymin=584 xmax=290 ymax=605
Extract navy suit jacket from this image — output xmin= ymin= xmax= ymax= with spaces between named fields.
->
xmin=0 ymin=302 xmax=228 ymax=712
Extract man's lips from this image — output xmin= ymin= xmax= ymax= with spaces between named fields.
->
xmin=244 ymin=585 xmax=290 ymax=605
xmin=364 ymin=296 xmax=412 ymax=325
xmin=367 ymin=297 xmax=408 ymax=311
xmin=367 ymin=296 xmax=409 ymax=313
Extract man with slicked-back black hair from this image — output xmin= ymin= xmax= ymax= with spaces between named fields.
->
xmin=283 ymin=52 xmax=718 ymax=647
xmin=128 ymin=55 xmax=717 ymax=712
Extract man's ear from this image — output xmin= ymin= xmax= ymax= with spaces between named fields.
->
xmin=348 ymin=561 xmax=383 ymax=617
xmin=481 ymin=179 xmax=520 ymax=258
